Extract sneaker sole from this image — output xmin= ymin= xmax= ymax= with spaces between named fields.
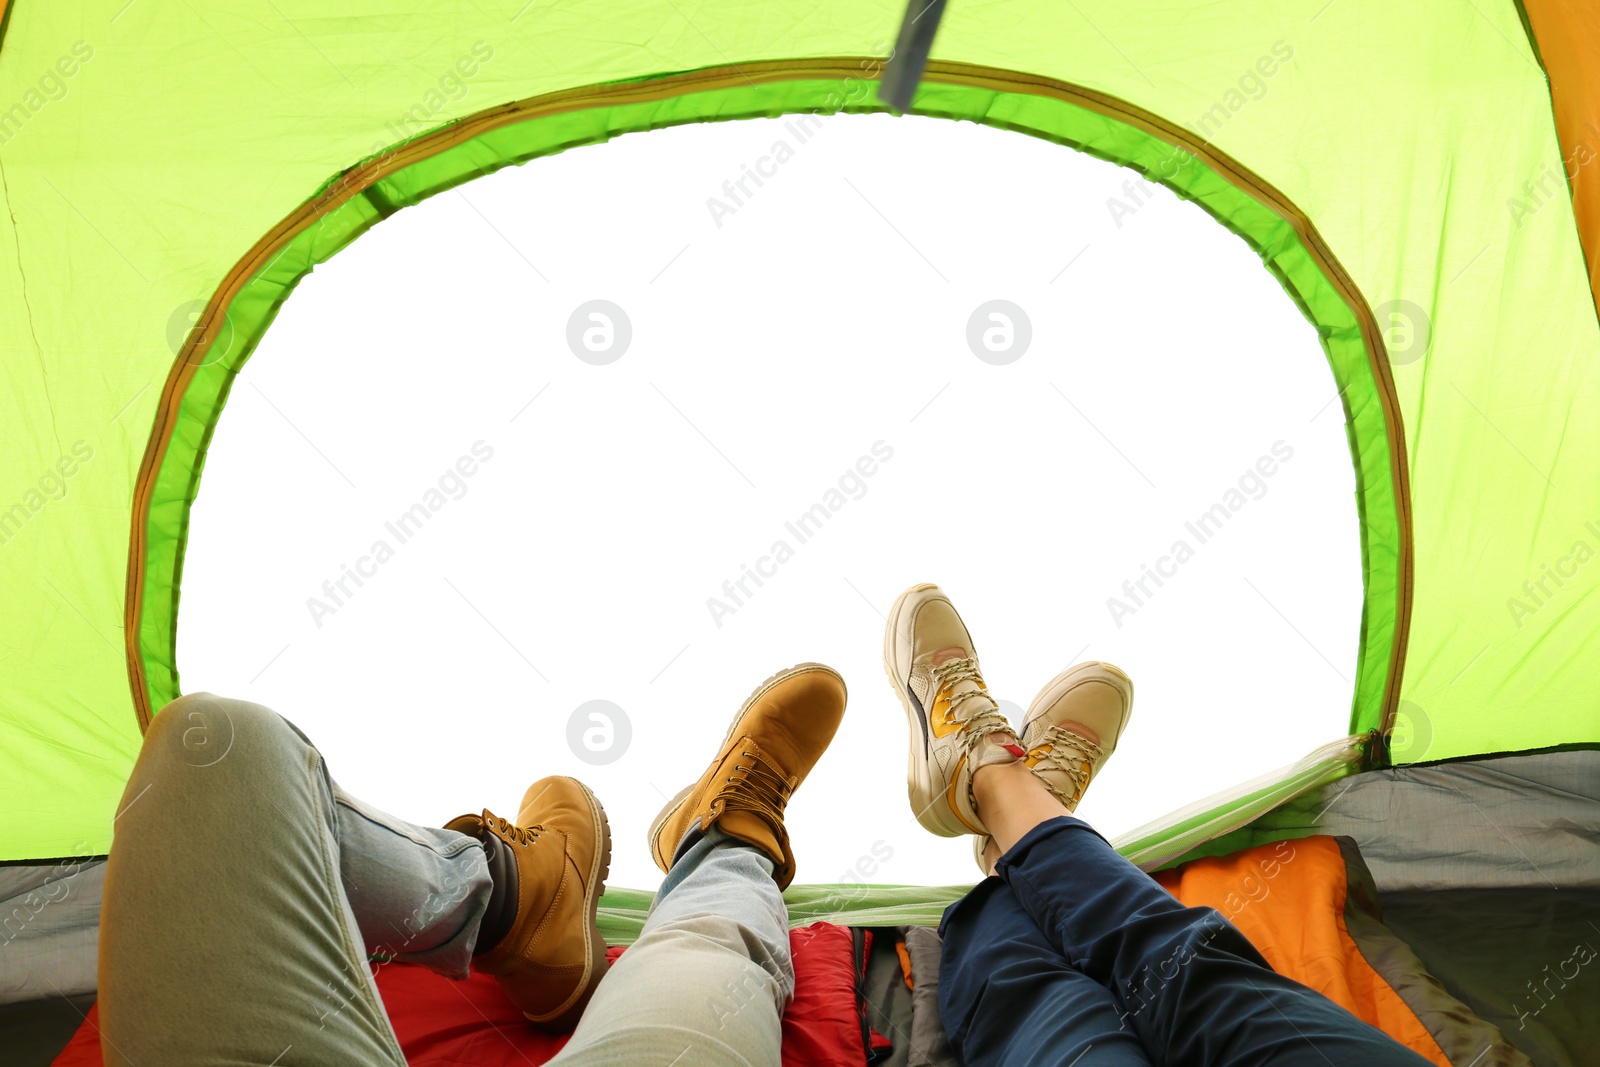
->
xmin=647 ymin=662 xmax=846 ymax=871
xmin=883 ymin=583 xmax=974 ymax=838
xmin=524 ymin=779 xmax=612 ymax=1032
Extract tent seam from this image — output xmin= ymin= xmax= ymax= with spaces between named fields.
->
xmin=123 ymin=60 xmax=1414 ymax=760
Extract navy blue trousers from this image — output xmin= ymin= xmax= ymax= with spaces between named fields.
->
xmin=938 ymin=817 xmax=1434 ymax=1067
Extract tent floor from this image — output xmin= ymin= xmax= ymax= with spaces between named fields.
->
xmin=2 ymin=993 xmax=94 ymax=1067
xmin=9 ymin=889 xmax=1596 ymax=1066
xmin=1383 ymin=887 xmax=1600 ymax=1067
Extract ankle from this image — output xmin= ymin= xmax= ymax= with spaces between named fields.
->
xmin=967 ymin=732 xmax=1024 ymax=796
xmin=971 ymin=729 xmax=1023 ymax=766
xmin=971 ymin=756 xmax=1032 ymax=811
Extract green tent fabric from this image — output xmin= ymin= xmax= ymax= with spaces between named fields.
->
xmin=1 ymin=0 xmax=1597 ymax=875
xmin=6 ymin=8 xmax=1600 ymax=1066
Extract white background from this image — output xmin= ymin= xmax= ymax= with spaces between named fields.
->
xmin=177 ymin=111 xmax=1362 ymax=891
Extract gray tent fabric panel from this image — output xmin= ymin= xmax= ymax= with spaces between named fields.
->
xmin=900 ymin=925 xmax=959 ymax=1067
xmin=0 ymin=992 xmax=97 ymax=1067
xmin=1199 ymin=751 xmax=1600 ymax=891
xmin=1334 ymin=838 xmax=1533 ymax=1067
xmin=1381 ymin=888 xmax=1600 ymax=1067
xmin=1 ymin=858 xmax=105 ymax=1006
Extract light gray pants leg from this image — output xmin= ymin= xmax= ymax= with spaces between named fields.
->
xmin=550 ymin=828 xmax=795 ymax=1067
xmin=99 ymin=692 xmax=492 ymax=1066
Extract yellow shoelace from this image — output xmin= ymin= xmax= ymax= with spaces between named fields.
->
xmin=486 ymin=811 xmax=545 ymax=846
xmin=713 ymin=749 xmax=794 ymax=828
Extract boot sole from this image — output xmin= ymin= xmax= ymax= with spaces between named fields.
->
xmin=524 ymin=779 xmax=612 ymax=1032
xmin=648 ymin=661 xmax=844 ymax=871
xmin=883 ymin=583 xmax=976 ymax=838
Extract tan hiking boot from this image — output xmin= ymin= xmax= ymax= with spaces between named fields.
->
xmin=648 ymin=663 xmax=846 ymax=890
xmin=445 ymin=776 xmax=610 ymax=1032
xmin=884 ymin=583 xmax=1022 ymax=838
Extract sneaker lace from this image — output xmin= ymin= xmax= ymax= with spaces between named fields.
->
xmin=931 ymin=657 xmax=1018 ymax=822
xmin=930 ymin=656 xmax=1013 ymax=748
xmin=1031 ymin=726 xmax=1105 ymax=810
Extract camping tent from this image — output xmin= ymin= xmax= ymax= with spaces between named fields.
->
xmin=2 ymin=1 xmax=1597 ymax=1063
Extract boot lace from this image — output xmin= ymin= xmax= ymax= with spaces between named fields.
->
xmin=485 ymin=811 xmax=545 ymax=847
xmin=711 ymin=749 xmax=794 ymax=836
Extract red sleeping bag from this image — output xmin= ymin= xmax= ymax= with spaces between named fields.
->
xmin=53 ymin=923 xmax=878 ymax=1066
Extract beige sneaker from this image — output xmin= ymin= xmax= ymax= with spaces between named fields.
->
xmin=970 ymin=662 xmax=1134 ymax=874
xmin=884 ymin=583 xmax=1021 ymax=837
xmin=1019 ymin=661 xmax=1133 ymax=808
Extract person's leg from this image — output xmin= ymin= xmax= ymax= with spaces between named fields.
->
xmin=886 ymin=585 xmax=1149 ymax=1065
xmin=326 ymin=729 xmax=612 ymax=1030
xmin=973 ymin=660 xmax=1136 ymax=875
xmin=938 ymin=875 xmax=1154 ymax=1067
xmin=553 ymin=662 xmax=847 ymax=1067
xmin=101 ymin=690 xmax=609 ymax=1062
xmin=99 ymin=692 xmax=418 ymax=1066
xmin=332 ymin=784 xmax=494 ymax=977
xmin=884 ymin=584 xmax=1431 ymax=1067
xmin=549 ymin=827 xmax=793 ymax=1066
xmin=977 ymin=764 xmax=1435 ymax=1067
